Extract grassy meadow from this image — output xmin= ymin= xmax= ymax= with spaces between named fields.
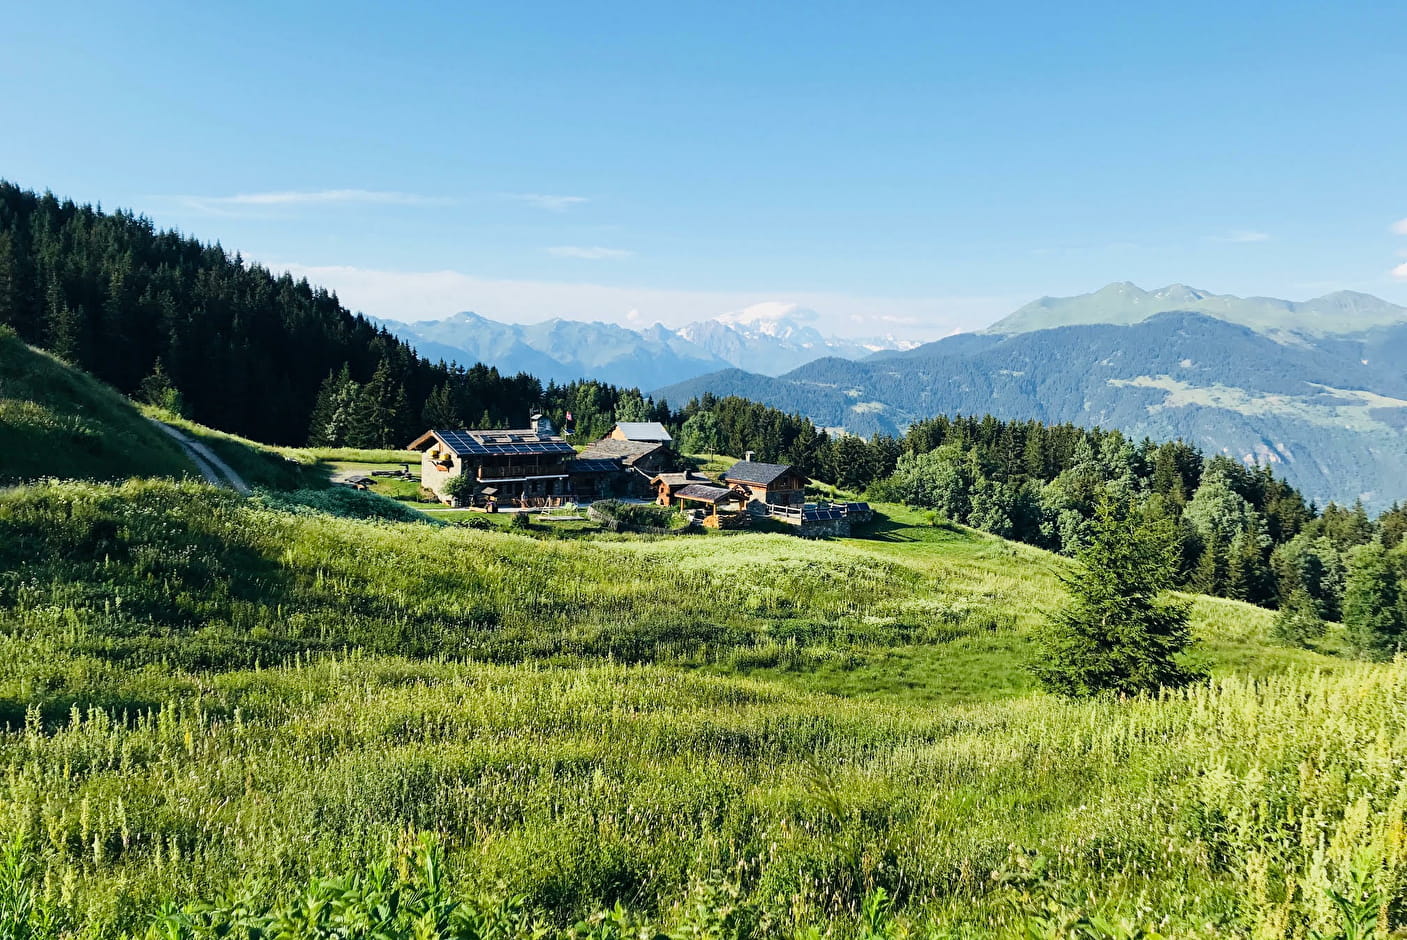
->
xmin=0 ymin=476 xmax=1397 ymax=938
xmin=0 ymin=330 xmax=195 ymax=485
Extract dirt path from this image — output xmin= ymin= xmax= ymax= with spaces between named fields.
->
xmin=148 ymin=420 xmax=252 ymax=494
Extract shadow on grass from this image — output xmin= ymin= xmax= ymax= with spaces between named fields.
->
xmin=851 ymin=513 xmax=969 ymax=543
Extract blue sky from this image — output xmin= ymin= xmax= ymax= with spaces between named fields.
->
xmin=3 ymin=0 xmax=1405 ymax=339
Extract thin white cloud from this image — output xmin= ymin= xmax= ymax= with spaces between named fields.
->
xmin=1392 ymin=261 xmax=1407 ymax=281
xmin=547 ymin=245 xmax=633 ymax=260
xmin=1391 ymin=218 xmax=1407 ymax=235
xmin=179 ymin=189 xmax=443 ymax=212
xmin=259 ymin=260 xmax=1015 ymax=340
xmin=1209 ymin=230 xmax=1271 ymax=243
xmin=506 ymin=193 xmax=589 ymax=212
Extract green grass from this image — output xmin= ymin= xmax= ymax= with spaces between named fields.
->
xmin=140 ymin=406 xmax=330 ymax=490
xmin=0 ymin=329 xmax=194 ymax=484
xmin=0 ymin=477 xmax=1394 ymax=937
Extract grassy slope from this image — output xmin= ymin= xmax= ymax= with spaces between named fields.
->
xmin=0 ymin=329 xmax=194 ymax=483
xmin=142 ymin=406 xmax=416 ymax=491
xmin=0 ymin=330 xmax=412 ymax=491
xmin=0 ymin=373 xmax=1380 ymax=940
xmin=0 ymin=478 xmax=1389 ymax=937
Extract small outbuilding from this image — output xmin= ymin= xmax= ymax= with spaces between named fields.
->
xmin=672 ymin=483 xmax=749 ymax=529
xmin=651 ymin=471 xmax=717 ymax=507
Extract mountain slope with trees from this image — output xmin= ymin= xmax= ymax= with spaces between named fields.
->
xmin=657 ymin=311 xmax=1407 ymax=506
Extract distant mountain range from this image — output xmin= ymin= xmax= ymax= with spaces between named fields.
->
xmin=654 ymin=284 xmax=1407 ymax=508
xmin=989 ymin=282 xmax=1407 ymax=337
xmin=372 ymin=304 xmax=914 ymax=392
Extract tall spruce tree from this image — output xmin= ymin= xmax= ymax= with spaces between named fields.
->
xmin=346 ymin=360 xmax=399 ymax=448
xmin=306 ymin=365 xmax=358 ymax=447
xmin=1343 ymin=542 xmax=1404 ymax=660
xmin=1033 ymin=494 xmax=1199 ymax=697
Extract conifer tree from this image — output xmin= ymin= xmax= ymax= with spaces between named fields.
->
xmin=1227 ymin=529 xmax=1275 ymax=606
xmin=137 ymin=358 xmax=187 ymax=416
xmin=1033 ymin=495 xmax=1199 ymax=697
xmin=307 ymin=365 xmax=358 ymax=447
xmin=1343 ymin=542 xmax=1404 ymax=660
xmin=1192 ymin=530 xmax=1227 ymax=597
xmin=347 ymin=360 xmax=398 ymax=448
xmin=420 ymin=383 xmax=458 ymax=429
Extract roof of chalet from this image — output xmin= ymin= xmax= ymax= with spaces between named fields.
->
xmin=651 ymin=471 xmax=713 ymax=487
xmin=578 ymin=438 xmax=664 ymax=463
xmin=407 ymin=428 xmax=576 ymax=458
xmin=674 ymin=484 xmax=737 ymax=503
xmin=565 ymin=458 xmax=622 ymax=474
xmin=723 ymin=460 xmax=799 ymax=486
xmin=614 ymin=421 xmax=673 ymax=443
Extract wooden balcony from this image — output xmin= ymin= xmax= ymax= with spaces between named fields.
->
xmin=476 ymin=463 xmax=568 ymax=480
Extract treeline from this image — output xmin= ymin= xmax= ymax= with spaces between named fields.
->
xmin=672 ymin=403 xmax=1407 ymax=634
xmin=0 ymin=182 xmax=592 ymax=445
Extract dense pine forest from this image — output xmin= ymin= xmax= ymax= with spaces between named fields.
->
xmin=0 ymin=182 xmax=569 ymax=444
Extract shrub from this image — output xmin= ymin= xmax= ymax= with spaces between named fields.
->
xmin=1272 ymin=588 xmax=1326 ymax=647
xmin=590 ymin=500 xmax=687 ymax=532
xmin=441 ymin=473 xmax=477 ymax=504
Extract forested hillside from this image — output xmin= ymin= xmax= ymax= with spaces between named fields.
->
xmin=0 ymin=182 xmax=606 ymax=446
xmin=670 ymin=399 xmax=1407 ymax=629
xmin=656 ymin=312 xmax=1407 ymax=506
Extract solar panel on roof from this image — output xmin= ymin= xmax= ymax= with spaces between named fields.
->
xmin=435 ymin=429 xmax=575 ymax=457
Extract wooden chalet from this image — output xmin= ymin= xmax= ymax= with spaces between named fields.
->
xmin=722 ymin=460 xmax=807 ymax=513
xmin=409 ymin=414 xmax=580 ymax=508
xmin=575 ymin=438 xmax=670 ymax=498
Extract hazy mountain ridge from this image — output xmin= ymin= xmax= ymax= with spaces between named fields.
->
xmin=989 ymin=282 xmax=1407 ymax=337
xmin=655 ymin=298 xmax=1407 ymax=507
xmin=374 ymin=306 xmax=912 ymax=390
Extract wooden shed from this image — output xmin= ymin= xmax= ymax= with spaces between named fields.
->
xmin=651 ymin=471 xmax=715 ymax=507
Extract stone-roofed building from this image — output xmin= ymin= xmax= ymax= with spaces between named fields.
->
xmin=609 ymin=421 xmax=673 ymax=444
xmin=577 ymin=437 xmax=670 ymax=474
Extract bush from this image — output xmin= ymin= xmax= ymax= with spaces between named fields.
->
xmin=441 ymin=473 xmax=476 ymax=504
xmin=589 ymin=500 xmax=688 ymax=532
xmin=1272 ymin=588 xmax=1326 ymax=647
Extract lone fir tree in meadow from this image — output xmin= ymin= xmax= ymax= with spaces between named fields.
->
xmin=1034 ymin=494 xmax=1199 ymax=697
xmin=1343 ymin=541 xmax=1404 ymax=661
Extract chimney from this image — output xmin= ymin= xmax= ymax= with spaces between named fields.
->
xmin=744 ymin=450 xmax=756 ymax=462
xmin=530 ymin=412 xmax=555 ymax=436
